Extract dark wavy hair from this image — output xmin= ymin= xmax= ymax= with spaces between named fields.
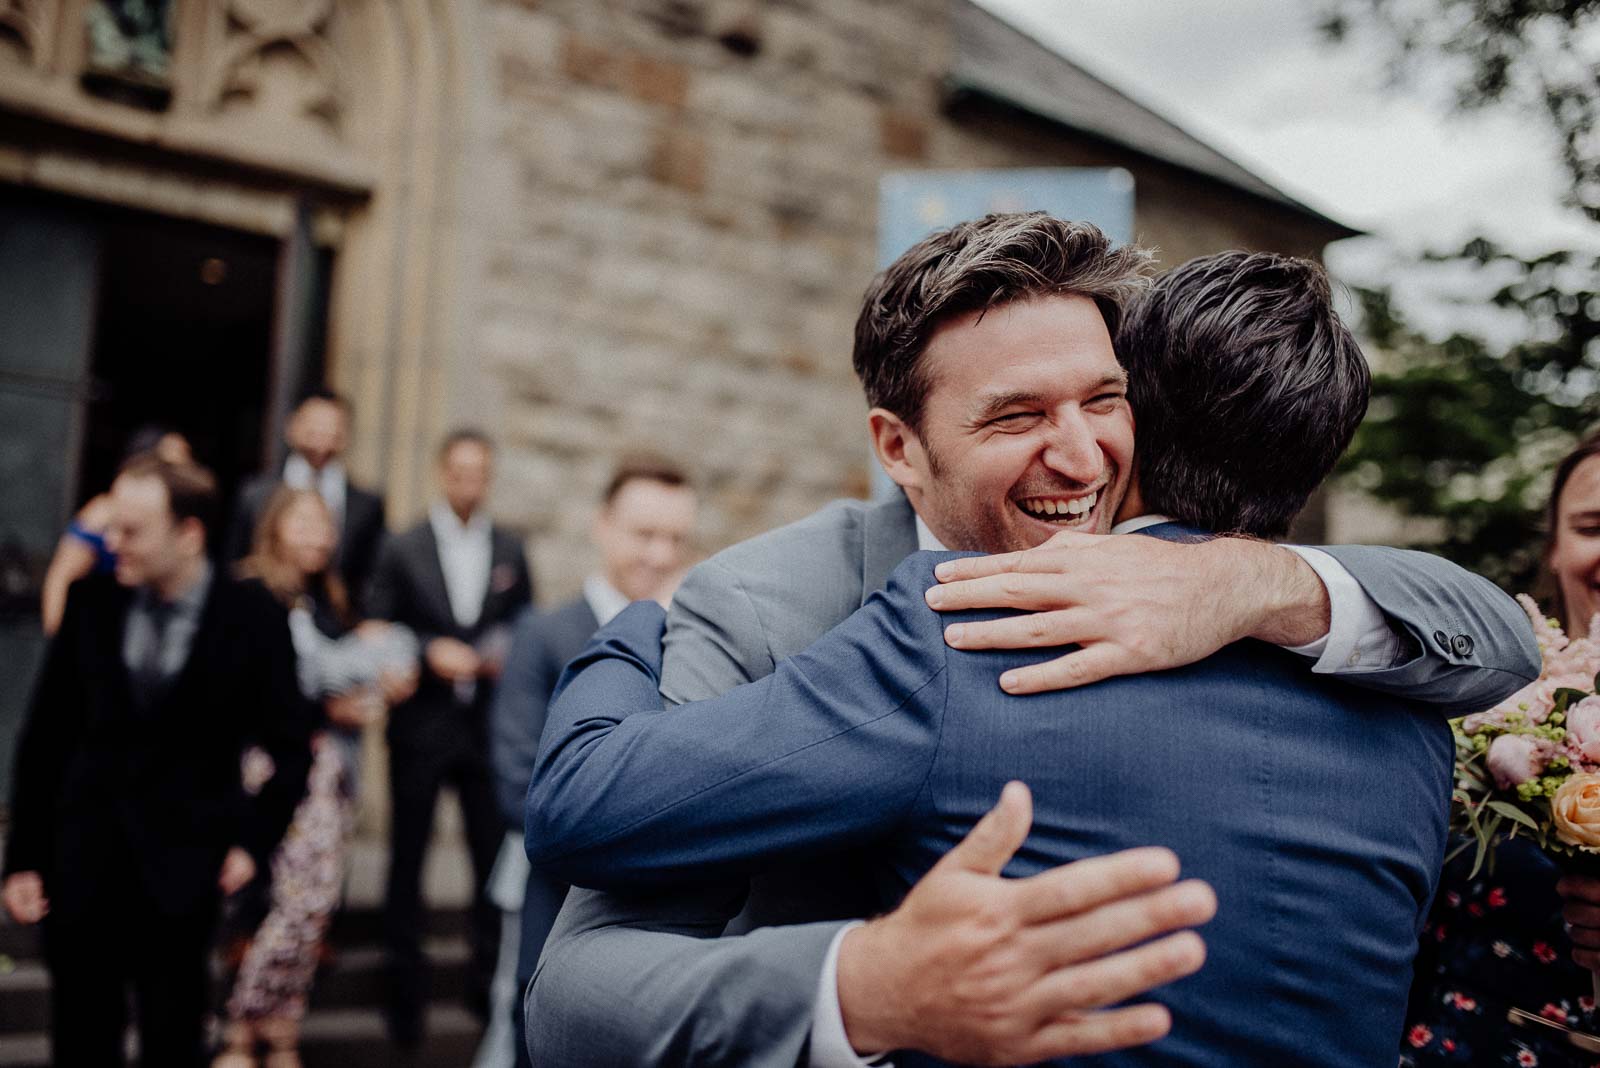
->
xmin=852 ymin=212 xmax=1155 ymax=432
xmin=1117 ymin=251 xmax=1371 ymax=538
xmin=1539 ymin=428 xmax=1600 ymax=625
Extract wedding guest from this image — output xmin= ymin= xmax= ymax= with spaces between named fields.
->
xmin=227 ymin=389 xmax=387 ymax=615
xmin=486 ymin=454 xmax=696 ymax=1068
xmin=212 ymin=487 xmax=418 ymax=1068
xmin=367 ymin=428 xmax=533 ymax=1048
xmin=1404 ymin=429 xmax=1600 ymax=1066
xmin=2 ymin=456 xmax=313 ymax=1067
xmin=40 ymin=424 xmax=191 ymax=635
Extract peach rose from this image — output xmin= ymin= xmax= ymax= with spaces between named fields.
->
xmin=1552 ymin=774 xmax=1600 ymax=849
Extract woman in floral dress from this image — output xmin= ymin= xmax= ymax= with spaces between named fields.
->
xmin=1403 ymin=432 xmax=1600 ymax=1067
xmin=212 ymin=488 xmax=417 ymax=1068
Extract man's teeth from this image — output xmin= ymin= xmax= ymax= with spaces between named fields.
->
xmin=1019 ymin=492 xmax=1097 ymax=519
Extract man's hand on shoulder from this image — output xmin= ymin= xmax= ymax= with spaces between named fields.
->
xmin=835 ymin=783 xmax=1214 ymax=1064
xmin=926 ymin=530 xmax=1329 ymax=693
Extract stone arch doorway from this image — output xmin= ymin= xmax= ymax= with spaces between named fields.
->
xmin=0 ymin=0 xmax=471 ymax=793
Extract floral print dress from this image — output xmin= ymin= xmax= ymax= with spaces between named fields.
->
xmin=1403 ymin=837 xmax=1600 ymax=1067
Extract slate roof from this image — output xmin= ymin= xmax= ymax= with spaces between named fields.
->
xmin=949 ymin=1 xmax=1362 ymax=239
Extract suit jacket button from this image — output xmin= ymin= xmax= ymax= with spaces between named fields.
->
xmin=1452 ymin=634 xmax=1474 ymax=658
xmin=1432 ymin=630 xmax=1451 ymax=654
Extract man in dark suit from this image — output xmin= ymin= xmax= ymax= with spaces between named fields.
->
xmin=526 ymin=253 xmax=1496 ymax=1065
xmin=227 ymin=388 xmax=387 ymax=612
xmin=366 ymin=428 xmax=533 ymax=1047
xmin=489 ymin=454 xmax=697 ymax=1068
xmin=2 ymin=455 xmax=314 ymax=1067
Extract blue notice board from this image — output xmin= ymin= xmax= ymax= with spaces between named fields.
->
xmin=870 ymin=168 xmax=1136 ymax=497
xmin=878 ymin=168 xmax=1135 ymax=268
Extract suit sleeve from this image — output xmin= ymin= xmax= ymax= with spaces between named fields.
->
xmin=658 ymin=557 xmax=775 ymax=706
xmin=490 ymin=608 xmax=552 ymax=829
xmin=3 ymin=582 xmax=87 ymax=881
xmin=364 ymin=534 xmax=440 ymax=663
xmin=528 ymin=890 xmax=845 ymax=1068
xmin=526 ymin=561 xmax=948 ymax=890
xmin=225 ymin=481 xmax=261 ymax=564
xmin=343 ymin=492 xmax=387 ymax=617
xmin=527 ymin=555 xmax=944 ymax=1068
xmin=1312 ymin=545 xmax=1541 ymax=715
xmin=239 ymin=585 xmax=316 ymax=868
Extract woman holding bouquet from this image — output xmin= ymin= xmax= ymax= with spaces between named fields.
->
xmin=1403 ymin=431 xmax=1600 ymax=1066
xmin=212 ymin=488 xmax=418 ymax=1068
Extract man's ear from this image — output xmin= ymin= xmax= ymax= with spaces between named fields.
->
xmin=177 ymin=518 xmax=208 ymax=558
xmin=867 ymin=408 xmax=928 ymax=494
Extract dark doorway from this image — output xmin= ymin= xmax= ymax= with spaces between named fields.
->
xmin=0 ymin=184 xmax=330 ymax=801
xmin=80 ymin=207 xmax=282 ymax=534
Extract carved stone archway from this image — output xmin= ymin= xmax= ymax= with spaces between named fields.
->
xmin=0 ymin=0 xmax=475 ymax=513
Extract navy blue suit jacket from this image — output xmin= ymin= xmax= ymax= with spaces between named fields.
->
xmin=527 ymin=527 xmax=1455 ymax=1066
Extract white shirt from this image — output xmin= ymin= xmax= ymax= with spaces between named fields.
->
xmin=283 ymin=453 xmax=348 ymax=530
xmin=429 ymin=501 xmax=492 ymax=628
xmin=809 ymin=514 xmax=1406 ymax=1068
xmin=582 ymin=574 xmax=632 ymax=628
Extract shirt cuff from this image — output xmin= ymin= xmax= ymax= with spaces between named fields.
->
xmin=810 ymin=921 xmax=891 ymax=1068
xmin=1282 ymin=546 xmax=1405 ymax=674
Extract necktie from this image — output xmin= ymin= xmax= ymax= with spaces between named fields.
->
xmin=132 ymin=599 xmax=175 ymax=709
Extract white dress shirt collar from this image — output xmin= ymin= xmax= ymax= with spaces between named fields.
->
xmin=917 ymin=512 xmax=1178 ymax=547
xmin=284 ymin=453 xmax=348 ymax=525
xmin=582 ymin=574 xmax=633 ymax=628
xmin=1110 ymin=513 xmax=1175 ymax=534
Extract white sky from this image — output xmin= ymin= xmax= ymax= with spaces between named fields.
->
xmin=972 ymin=0 xmax=1597 ymax=305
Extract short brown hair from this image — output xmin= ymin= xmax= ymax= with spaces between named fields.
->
xmin=438 ymin=427 xmax=494 ymax=462
xmin=602 ymin=454 xmax=691 ymax=506
xmin=116 ymin=454 xmax=219 ymax=532
xmin=853 ymin=213 xmax=1155 ymax=431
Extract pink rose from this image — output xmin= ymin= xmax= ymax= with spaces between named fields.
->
xmin=1569 ymin=696 xmax=1600 ymax=765
xmin=1487 ymin=734 xmax=1553 ymax=789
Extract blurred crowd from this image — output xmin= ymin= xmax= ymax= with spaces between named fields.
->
xmin=2 ymin=389 xmax=699 ymax=1068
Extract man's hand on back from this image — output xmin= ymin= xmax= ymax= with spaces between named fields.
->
xmin=925 ymin=531 xmax=1329 ymax=694
xmin=836 ymin=782 xmax=1215 ymax=1064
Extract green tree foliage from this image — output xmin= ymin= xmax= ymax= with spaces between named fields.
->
xmin=1320 ymin=1 xmax=1600 ymax=589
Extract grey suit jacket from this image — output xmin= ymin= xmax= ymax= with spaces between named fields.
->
xmin=527 ymin=493 xmax=1538 ymax=1067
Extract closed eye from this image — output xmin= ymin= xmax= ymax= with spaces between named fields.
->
xmin=988 ymin=411 xmax=1043 ymax=428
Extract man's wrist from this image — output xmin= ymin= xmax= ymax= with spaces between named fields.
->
xmin=1224 ymin=540 xmax=1330 ymax=648
xmin=836 ymin=919 xmax=899 ymax=1055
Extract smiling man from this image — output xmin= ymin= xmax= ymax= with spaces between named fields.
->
xmin=525 ymin=214 xmax=1537 ymax=1067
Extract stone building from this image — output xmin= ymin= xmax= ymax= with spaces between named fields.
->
xmin=0 ymin=0 xmax=1356 ymax=764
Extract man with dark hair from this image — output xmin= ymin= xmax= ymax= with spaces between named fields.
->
xmin=3 ymin=456 xmax=313 ymax=1067
xmin=367 ymin=428 xmax=533 ymax=1047
xmin=487 ymin=453 xmax=697 ymax=1068
xmin=228 ymin=388 xmax=387 ymax=612
xmin=527 ymin=248 xmax=1470 ymax=1065
xmin=528 ymin=216 xmax=1537 ymax=1066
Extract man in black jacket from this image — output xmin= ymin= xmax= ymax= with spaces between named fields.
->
xmin=227 ymin=388 xmax=387 ymax=612
xmin=2 ymin=455 xmax=314 ymax=1067
xmin=366 ymin=428 xmax=533 ymax=1047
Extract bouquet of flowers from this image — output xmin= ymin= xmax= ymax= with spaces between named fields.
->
xmin=1454 ymin=596 xmax=1600 ymax=876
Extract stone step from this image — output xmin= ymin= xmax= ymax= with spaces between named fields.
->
xmin=0 ymin=936 xmax=474 ymax=1037
xmin=0 ymin=1006 xmax=482 ymax=1068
